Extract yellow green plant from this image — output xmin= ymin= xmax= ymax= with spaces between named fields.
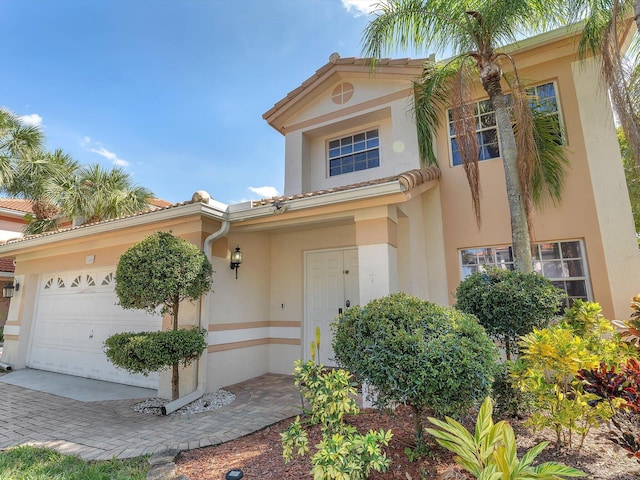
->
xmin=516 ymin=301 xmax=630 ymax=448
xmin=282 ymin=358 xmax=392 ymax=479
xmin=426 ymin=397 xmax=586 ymax=479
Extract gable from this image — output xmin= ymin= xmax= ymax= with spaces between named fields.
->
xmin=263 ymin=56 xmax=427 ymax=134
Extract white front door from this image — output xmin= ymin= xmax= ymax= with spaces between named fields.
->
xmin=305 ymin=248 xmax=359 ymax=366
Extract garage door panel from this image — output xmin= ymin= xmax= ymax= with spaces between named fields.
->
xmin=29 ymin=268 xmax=162 ymax=389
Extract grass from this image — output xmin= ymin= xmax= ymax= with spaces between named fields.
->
xmin=0 ymin=445 xmax=149 ymax=480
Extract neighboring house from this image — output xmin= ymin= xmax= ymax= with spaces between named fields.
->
xmin=1 ymin=25 xmax=639 ymax=399
xmin=0 ymin=199 xmax=30 ymax=330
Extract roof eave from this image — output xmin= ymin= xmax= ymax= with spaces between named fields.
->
xmin=0 ymin=202 xmax=229 ymax=254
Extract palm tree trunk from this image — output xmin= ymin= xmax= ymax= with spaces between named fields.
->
xmin=483 ymin=74 xmax=533 ymax=273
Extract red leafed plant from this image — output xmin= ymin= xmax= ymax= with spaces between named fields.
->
xmin=612 ymin=294 xmax=640 ymax=346
xmin=578 ymin=359 xmax=640 ymax=461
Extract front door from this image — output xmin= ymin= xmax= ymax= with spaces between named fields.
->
xmin=305 ymin=248 xmax=359 ymax=366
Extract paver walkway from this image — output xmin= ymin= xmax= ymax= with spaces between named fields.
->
xmin=0 ymin=373 xmax=300 ymax=460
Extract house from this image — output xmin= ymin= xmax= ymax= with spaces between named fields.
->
xmin=1 ymin=24 xmax=639 ymax=400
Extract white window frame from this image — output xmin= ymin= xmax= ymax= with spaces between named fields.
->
xmin=327 ymin=128 xmax=380 ymax=177
xmin=447 ymin=80 xmax=564 ymax=167
xmin=459 ymin=239 xmax=592 ymax=309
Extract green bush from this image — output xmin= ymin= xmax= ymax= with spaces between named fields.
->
xmin=455 ymin=268 xmax=565 ymax=359
xmin=281 ymin=359 xmax=392 ymax=479
xmin=332 ymin=292 xmax=498 ymax=446
xmin=491 ymin=360 xmax=533 ymax=419
xmin=0 ymin=326 xmax=3 ymax=343
xmin=110 ymin=231 xmax=213 ymax=400
xmin=104 ymin=328 xmax=207 ymax=376
xmin=516 ymin=301 xmax=630 ymax=449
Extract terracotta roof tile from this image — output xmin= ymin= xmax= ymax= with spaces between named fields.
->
xmin=251 ymin=167 xmax=440 ymax=207
xmin=2 ymin=200 xmax=196 ymax=245
xmin=0 ymin=199 xmax=33 ymax=213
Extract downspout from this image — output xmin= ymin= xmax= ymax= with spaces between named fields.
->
xmin=162 ymin=219 xmax=230 ymax=415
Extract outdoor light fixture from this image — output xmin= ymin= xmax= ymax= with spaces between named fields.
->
xmin=225 ymin=469 xmax=244 ymax=480
xmin=230 ymin=245 xmax=243 ymax=279
xmin=3 ymin=281 xmax=19 ymax=299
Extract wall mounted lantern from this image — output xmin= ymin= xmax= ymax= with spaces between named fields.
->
xmin=230 ymin=245 xmax=243 ymax=279
xmin=3 ymin=281 xmax=19 ymax=298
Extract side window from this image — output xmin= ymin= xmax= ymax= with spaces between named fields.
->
xmin=448 ymin=82 xmax=563 ymax=166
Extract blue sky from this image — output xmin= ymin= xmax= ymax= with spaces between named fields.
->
xmin=0 ymin=0 xmax=411 ymax=205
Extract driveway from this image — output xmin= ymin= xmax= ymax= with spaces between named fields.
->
xmin=0 ymin=370 xmax=300 ymax=460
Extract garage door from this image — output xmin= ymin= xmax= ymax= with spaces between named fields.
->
xmin=28 ymin=268 xmax=162 ymax=388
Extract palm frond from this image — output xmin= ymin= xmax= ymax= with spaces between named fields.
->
xmin=511 ymin=79 xmax=537 ymax=238
xmin=451 ymin=63 xmax=482 ymax=227
xmin=413 ymin=58 xmax=461 ymax=166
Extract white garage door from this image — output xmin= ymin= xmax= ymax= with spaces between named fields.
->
xmin=28 ymin=268 xmax=162 ymax=388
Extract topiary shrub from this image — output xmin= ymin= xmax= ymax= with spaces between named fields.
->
xmin=455 ymin=268 xmax=565 ymax=360
xmin=107 ymin=231 xmax=213 ymax=400
xmin=104 ymin=328 xmax=207 ymax=376
xmin=332 ymin=292 xmax=498 ymax=447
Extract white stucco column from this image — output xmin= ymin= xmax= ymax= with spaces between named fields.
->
xmin=355 ymin=206 xmax=399 ymax=304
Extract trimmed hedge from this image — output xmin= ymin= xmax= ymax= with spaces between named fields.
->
xmin=104 ymin=328 xmax=207 ymax=376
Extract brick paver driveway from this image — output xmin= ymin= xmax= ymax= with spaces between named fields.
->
xmin=0 ymin=373 xmax=299 ymax=460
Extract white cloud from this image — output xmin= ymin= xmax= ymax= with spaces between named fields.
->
xmin=19 ymin=113 xmax=43 ymax=126
xmin=80 ymin=136 xmax=91 ymax=146
xmin=89 ymin=147 xmax=130 ymax=167
xmin=341 ymin=0 xmax=378 ymax=16
xmin=249 ymin=186 xmax=280 ymax=198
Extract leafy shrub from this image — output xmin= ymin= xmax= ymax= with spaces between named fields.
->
xmin=104 ymin=328 xmax=207 ymax=376
xmin=426 ymin=397 xmax=586 ymax=479
xmin=0 ymin=326 xmax=3 ymax=343
xmin=332 ymin=292 xmax=498 ymax=445
xmin=281 ymin=359 xmax=392 ymax=479
xmin=455 ymin=268 xmax=564 ymax=359
xmin=491 ymin=360 xmax=533 ymax=418
xmin=516 ymin=301 xmax=629 ymax=448
xmin=109 ymin=231 xmax=213 ymax=400
xmin=578 ymin=359 xmax=640 ymax=462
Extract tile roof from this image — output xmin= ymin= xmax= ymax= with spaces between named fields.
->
xmin=251 ymin=167 xmax=440 ymax=207
xmin=0 ymin=168 xmax=441 ymax=246
xmin=0 ymin=199 xmax=33 ymax=213
xmin=2 ymin=200 xmax=196 ymax=245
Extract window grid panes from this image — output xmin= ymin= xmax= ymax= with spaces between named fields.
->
xmin=460 ymin=240 xmax=590 ymax=309
xmin=328 ymin=129 xmax=380 ymax=177
xmin=449 ymin=82 xmax=561 ymax=166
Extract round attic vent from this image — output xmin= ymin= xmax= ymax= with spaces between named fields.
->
xmin=331 ymin=82 xmax=354 ymax=105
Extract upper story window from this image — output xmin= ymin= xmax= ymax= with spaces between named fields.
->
xmin=459 ymin=239 xmax=590 ymax=309
xmin=448 ymin=82 xmax=561 ymax=166
xmin=328 ymin=129 xmax=380 ymax=177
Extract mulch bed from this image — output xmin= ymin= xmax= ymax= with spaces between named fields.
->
xmin=176 ymin=405 xmax=640 ymax=479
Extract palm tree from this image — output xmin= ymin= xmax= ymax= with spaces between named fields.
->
xmin=48 ymin=163 xmax=154 ymax=225
xmin=0 ymin=108 xmax=44 ymax=189
xmin=6 ymin=149 xmax=79 ymax=234
xmin=363 ymin=0 xmax=568 ymax=272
